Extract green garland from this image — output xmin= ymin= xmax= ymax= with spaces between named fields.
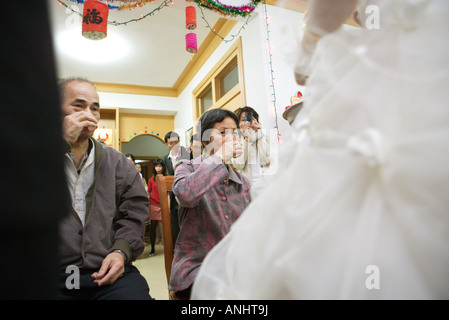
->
xmin=193 ymin=0 xmax=262 ymax=17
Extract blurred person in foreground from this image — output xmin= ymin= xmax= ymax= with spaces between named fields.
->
xmin=0 ymin=1 xmax=68 ymax=299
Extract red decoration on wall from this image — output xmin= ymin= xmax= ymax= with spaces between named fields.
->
xmin=290 ymin=90 xmax=303 ymax=106
xmin=82 ymin=0 xmax=109 ymax=40
xmin=97 ymin=131 xmax=109 ymax=142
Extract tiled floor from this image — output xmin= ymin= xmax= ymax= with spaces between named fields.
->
xmin=133 ymin=243 xmax=169 ymax=300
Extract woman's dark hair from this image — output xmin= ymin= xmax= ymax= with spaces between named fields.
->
xmin=190 ymin=133 xmax=200 ymax=144
xmin=235 ymin=106 xmax=259 ymax=122
xmin=124 ymin=153 xmax=135 ymax=163
xmin=196 ymin=109 xmax=240 ymax=145
xmin=152 ymin=158 xmax=167 ymax=177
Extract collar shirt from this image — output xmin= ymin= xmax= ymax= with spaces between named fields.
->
xmin=168 ymin=147 xmax=182 ymax=167
xmin=169 ymin=154 xmax=251 ymax=291
xmin=64 ymin=140 xmax=95 ymax=226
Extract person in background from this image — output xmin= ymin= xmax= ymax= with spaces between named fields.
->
xmin=163 ymin=131 xmax=190 ymax=244
xmin=169 ymin=108 xmax=251 ymax=299
xmin=147 ymin=158 xmax=167 ymax=257
xmin=164 ymin=132 xmax=190 ymax=175
xmin=189 ymin=133 xmax=203 ymax=159
xmin=125 ymin=153 xmax=136 ymax=164
xmin=125 ymin=153 xmax=147 ymax=192
xmin=58 ymin=77 xmax=152 ymax=300
xmin=233 ymin=106 xmax=271 ymax=198
xmin=135 ymin=162 xmax=148 ymax=193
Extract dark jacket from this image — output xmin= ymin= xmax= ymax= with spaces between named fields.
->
xmin=163 ymin=146 xmax=190 ymax=243
xmin=163 ymin=146 xmax=190 ymax=175
xmin=59 ymin=139 xmax=149 ymax=269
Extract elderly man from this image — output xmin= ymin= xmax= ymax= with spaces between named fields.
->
xmin=58 ymin=77 xmax=151 ymax=300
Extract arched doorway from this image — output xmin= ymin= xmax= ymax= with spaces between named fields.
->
xmin=121 ymin=134 xmax=168 ymax=181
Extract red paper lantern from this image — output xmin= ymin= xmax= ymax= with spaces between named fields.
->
xmin=82 ymin=0 xmax=109 ymax=40
xmin=186 ymin=6 xmax=197 ymax=30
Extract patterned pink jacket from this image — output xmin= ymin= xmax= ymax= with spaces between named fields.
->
xmin=169 ymin=154 xmax=251 ymax=292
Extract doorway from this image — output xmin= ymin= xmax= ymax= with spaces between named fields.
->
xmin=121 ymin=134 xmax=168 ymax=182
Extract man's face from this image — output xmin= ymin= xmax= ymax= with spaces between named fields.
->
xmin=62 ymin=81 xmax=100 ymax=140
xmin=166 ymin=137 xmax=180 ymax=153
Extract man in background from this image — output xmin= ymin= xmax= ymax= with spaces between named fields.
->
xmin=163 ymin=131 xmax=190 ymax=243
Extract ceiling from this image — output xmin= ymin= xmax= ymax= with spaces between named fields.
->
xmin=48 ymin=0 xmax=249 ymax=90
xmin=48 ymin=1 xmax=360 ymax=97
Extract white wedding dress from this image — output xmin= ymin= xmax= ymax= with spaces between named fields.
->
xmin=192 ymin=0 xmax=449 ymax=299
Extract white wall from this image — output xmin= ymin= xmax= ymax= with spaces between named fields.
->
xmin=173 ymin=31 xmax=239 ymax=144
xmin=98 ymin=4 xmax=306 ymax=147
xmin=98 ymin=91 xmax=178 ymax=115
xmin=174 ymin=4 xmax=307 ymax=145
xmin=242 ymin=5 xmax=306 ymax=141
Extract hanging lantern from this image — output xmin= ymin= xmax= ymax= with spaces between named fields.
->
xmin=82 ymin=0 xmax=109 ymax=40
xmin=186 ymin=6 xmax=197 ymax=30
xmin=186 ymin=32 xmax=197 ymax=53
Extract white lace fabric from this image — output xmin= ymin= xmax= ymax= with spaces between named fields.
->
xmin=192 ymin=0 xmax=449 ymax=299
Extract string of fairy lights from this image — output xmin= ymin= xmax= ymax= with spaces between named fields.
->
xmin=60 ymin=0 xmax=260 ymax=17
xmin=57 ymin=0 xmax=173 ymax=26
xmin=61 ymin=0 xmax=158 ymax=11
xmin=197 ymin=5 xmax=251 ymax=43
xmin=56 ymin=0 xmax=281 ymax=137
xmin=262 ymin=0 xmax=280 ymax=139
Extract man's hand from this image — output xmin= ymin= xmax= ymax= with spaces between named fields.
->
xmin=63 ymin=111 xmax=98 ymax=145
xmin=91 ymin=252 xmax=125 ymax=286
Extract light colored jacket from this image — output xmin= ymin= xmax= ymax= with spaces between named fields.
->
xmin=232 ymin=129 xmax=271 ymax=182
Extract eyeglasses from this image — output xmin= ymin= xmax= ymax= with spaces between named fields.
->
xmin=219 ymin=129 xmax=240 ymax=137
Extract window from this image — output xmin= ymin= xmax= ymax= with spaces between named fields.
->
xmin=193 ymin=37 xmax=246 ymax=121
xmin=199 ymin=85 xmax=213 ymax=114
xmin=218 ymin=58 xmax=239 ymax=99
